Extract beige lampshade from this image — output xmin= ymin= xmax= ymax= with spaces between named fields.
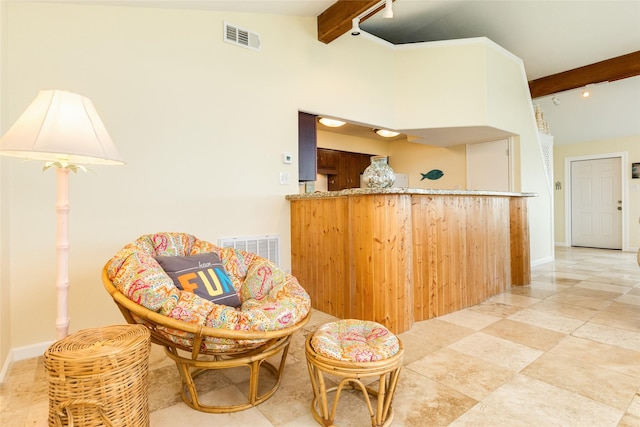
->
xmin=0 ymin=90 xmax=124 ymax=165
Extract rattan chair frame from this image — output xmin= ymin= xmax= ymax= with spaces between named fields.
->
xmin=102 ymin=267 xmax=311 ymax=413
xmin=305 ymin=334 xmax=404 ymax=427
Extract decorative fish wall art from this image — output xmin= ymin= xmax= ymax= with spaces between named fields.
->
xmin=420 ymin=169 xmax=444 ymax=181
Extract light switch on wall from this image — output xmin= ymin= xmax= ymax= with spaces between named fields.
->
xmin=279 ymin=172 xmax=290 ymax=185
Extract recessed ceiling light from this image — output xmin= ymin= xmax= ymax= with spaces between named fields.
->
xmin=375 ymin=129 xmax=400 ymax=138
xmin=319 ymin=118 xmax=346 ymax=127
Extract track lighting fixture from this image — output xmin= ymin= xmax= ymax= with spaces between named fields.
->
xmin=351 ymin=17 xmax=361 ymax=36
xmin=582 ymin=84 xmax=596 ymax=99
xmin=383 ymin=0 xmax=394 ymax=18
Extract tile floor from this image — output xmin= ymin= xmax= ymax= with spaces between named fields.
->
xmin=1 ymin=246 xmax=639 ymax=426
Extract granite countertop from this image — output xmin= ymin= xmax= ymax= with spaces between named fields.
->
xmin=286 ymin=188 xmax=538 ymax=200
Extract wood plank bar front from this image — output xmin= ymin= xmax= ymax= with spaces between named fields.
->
xmin=288 ymin=189 xmax=534 ymax=334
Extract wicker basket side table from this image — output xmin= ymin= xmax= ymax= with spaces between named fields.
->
xmin=44 ymin=324 xmax=151 ymax=427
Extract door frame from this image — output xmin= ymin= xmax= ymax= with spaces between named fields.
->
xmin=465 ymin=137 xmax=514 ymax=191
xmin=564 ymin=152 xmax=629 ymax=250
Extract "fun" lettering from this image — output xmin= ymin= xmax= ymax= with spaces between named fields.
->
xmin=177 ymin=267 xmax=233 ymax=297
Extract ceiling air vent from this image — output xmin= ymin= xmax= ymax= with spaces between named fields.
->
xmin=224 ymin=22 xmax=261 ymax=51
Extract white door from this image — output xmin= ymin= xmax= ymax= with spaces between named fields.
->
xmin=467 ymin=139 xmax=511 ymax=191
xmin=571 ymin=157 xmax=622 ymax=249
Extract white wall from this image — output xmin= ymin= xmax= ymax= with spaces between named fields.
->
xmin=0 ymin=2 xmax=552 ymax=371
xmin=1 ymin=2 xmax=400 ymax=356
xmin=0 ymin=0 xmax=11 ymax=375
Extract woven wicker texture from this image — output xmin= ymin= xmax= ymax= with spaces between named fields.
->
xmin=44 ymin=325 xmax=151 ymax=427
xmin=305 ymin=321 xmax=404 ymax=427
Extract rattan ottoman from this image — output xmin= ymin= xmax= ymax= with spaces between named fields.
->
xmin=44 ymin=324 xmax=151 ymax=427
xmin=305 ymin=319 xmax=403 ymax=427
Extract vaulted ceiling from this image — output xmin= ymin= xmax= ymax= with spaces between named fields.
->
xmin=316 ymin=0 xmax=640 ymax=145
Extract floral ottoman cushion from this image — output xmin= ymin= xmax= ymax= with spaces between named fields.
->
xmin=310 ymin=319 xmax=400 ymax=363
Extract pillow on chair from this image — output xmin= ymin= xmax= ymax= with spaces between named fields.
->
xmin=156 ymin=252 xmax=242 ymax=308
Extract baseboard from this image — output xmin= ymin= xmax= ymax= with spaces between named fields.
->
xmin=531 ymin=255 xmax=554 ymax=267
xmin=0 ymin=351 xmax=13 ymax=384
xmin=0 ymin=340 xmax=54 ymax=384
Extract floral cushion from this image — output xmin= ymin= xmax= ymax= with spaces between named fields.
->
xmin=311 ymin=319 xmax=400 ymax=362
xmin=105 ymin=232 xmax=311 ymax=353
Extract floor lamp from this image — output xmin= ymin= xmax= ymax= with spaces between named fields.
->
xmin=0 ymin=90 xmax=125 ymax=339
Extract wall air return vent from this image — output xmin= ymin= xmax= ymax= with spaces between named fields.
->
xmin=224 ymin=22 xmax=261 ymax=51
xmin=218 ymin=234 xmax=279 ymax=266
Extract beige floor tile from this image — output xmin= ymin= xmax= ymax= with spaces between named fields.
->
xmin=482 ymin=374 xmax=623 ymax=427
xmin=593 ymin=272 xmax=640 ymax=285
xmin=447 ymin=332 xmax=543 ymax=372
xmin=533 ymin=275 xmax=582 ymax=286
xmin=438 ymin=308 xmax=502 ymax=331
xmin=148 ymin=344 xmax=175 ymax=371
xmin=542 ymin=271 xmax=592 ymax=281
xmin=616 ymin=293 xmax=640 ymax=306
xmin=0 ymin=410 xmax=28 ymax=427
xmin=150 ymin=386 xmax=274 ymax=426
xmin=627 ymin=393 xmax=640 ymax=417
xmin=392 ymin=373 xmax=477 ymax=427
xmin=618 ymin=413 xmax=640 ymax=427
xmin=561 ymin=285 xmax=625 ymax=301
xmin=576 ymin=280 xmax=635 ymax=293
xmin=253 ymin=361 xmax=316 ymax=426
xmin=398 ymin=319 xmax=474 ymax=365
xmin=521 ymin=352 xmax=640 ymax=411
xmin=481 ymin=318 xmax=566 ymax=351
xmin=487 ymin=293 xmax=540 ymax=307
xmin=306 ymin=309 xmax=339 ymax=329
xmin=572 ymin=323 xmax=640 ymax=352
xmin=147 ymin=364 xmax=183 ymax=412
xmin=467 ymin=301 xmax=523 ymax=318
xmin=590 ymin=302 xmax=640 ymax=332
xmin=23 ymin=400 xmax=48 ymax=427
xmin=407 ymin=348 xmax=514 ymax=401
xmin=527 ymin=299 xmax=598 ymax=321
xmin=572 ymin=258 xmax=616 ymax=271
xmin=507 ymin=307 xmax=586 ymax=334
xmin=279 ymin=411 xmax=321 ymax=427
xmin=448 ymin=402 xmax=537 ymax=427
xmin=548 ymin=336 xmax=640 ymax=379
xmin=305 ymin=387 xmax=380 ymax=427
xmin=507 ymin=285 xmax=558 ymax=299
xmin=546 ymin=291 xmax=614 ymax=310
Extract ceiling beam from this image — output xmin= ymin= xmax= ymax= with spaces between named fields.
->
xmin=528 ymin=51 xmax=640 ymax=99
xmin=317 ymin=0 xmax=386 ymax=44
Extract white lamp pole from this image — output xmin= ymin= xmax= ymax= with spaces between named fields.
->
xmin=0 ymin=90 xmax=125 ymax=339
xmin=55 ymin=167 xmax=71 ymax=339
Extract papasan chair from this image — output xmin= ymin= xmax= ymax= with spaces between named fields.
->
xmin=102 ymin=232 xmax=311 ymax=413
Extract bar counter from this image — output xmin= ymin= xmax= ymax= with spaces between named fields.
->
xmin=287 ymin=188 xmax=536 ymax=334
